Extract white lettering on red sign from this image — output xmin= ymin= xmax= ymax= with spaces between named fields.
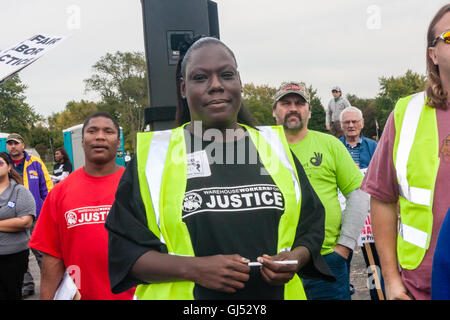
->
xmin=65 ymin=205 xmax=111 ymax=229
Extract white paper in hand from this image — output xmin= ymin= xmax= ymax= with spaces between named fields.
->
xmin=53 ymin=270 xmax=79 ymax=300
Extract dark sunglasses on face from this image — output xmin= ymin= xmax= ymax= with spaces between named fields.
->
xmin=432 ymin=29 xmax=450 ymax=46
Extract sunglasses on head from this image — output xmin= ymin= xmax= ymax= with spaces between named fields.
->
xmin=432 ymin=29 xmax=450 ymax=46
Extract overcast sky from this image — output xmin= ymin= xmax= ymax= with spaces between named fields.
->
xmin=1 ymin=0 xmax=448 ymax=118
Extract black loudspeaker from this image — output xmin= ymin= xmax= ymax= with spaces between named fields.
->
xmin=140 ymin=0 xmax=220 ymax=131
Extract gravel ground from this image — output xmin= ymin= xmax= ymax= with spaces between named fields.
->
xmin=350 ymin=246 xmax=371 ymax=300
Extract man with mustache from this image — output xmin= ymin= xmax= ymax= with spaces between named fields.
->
xmin=272 ymin=81 xmax=368 ymax=300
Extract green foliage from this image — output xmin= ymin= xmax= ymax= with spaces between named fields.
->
xmin=346 ymin=94 xmax=378 ymax=139
xmin=29 ymin=124 xmax=52 ymax=155
xmin=375 ymin=69 xmax=426 ymax=133
xmin=0 ymin=75 xmax=41 ymax=141
xmin=345 ymin=70 xmax=427 ymax=139
xmin=242 ymin=83 xmax=276 ymax=125
xmin=373 ymin=96 xmax=393 ymax=133
xmin=47 ymin=100 xmax=100 ymax=149
xmin=84 ymin=51 xmax=148 ymax=151
xmin=378 ymin=69 xmax=427 ymax=102
xmin=242 ymin=83 xmax=326 ymax=133
xmin=307 ymin=85 xmax=327 ymax=133
xmin=48 ymin=100 xmax=99 ymax=129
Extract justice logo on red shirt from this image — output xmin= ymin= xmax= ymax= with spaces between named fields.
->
xmin=65 ymin=205 xmax=112 ymax=229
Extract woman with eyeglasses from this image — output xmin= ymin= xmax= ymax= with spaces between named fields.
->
xmin=360 ymin=4 xmax=450 ymax=300
xmin=105 ymin=36 xmax=334 ymax=300
xmin=0 ymin=152 xmax=36 ymax=300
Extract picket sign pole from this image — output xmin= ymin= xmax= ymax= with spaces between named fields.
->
xmin=364 ymin=242 xmax=385 ymax=300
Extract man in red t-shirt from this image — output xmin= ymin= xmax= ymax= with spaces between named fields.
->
xmin=29 ymin=113 xmax=134 ymax=300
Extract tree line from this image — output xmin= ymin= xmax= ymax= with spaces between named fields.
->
xmin=0 ymin=51 xmax=427 ymax=162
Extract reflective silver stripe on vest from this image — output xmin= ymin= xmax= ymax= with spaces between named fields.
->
xmin=256 ymin=126 xmax=301 ymax=203
xmin=399 ymin=223 xmax=428 ymax=249
xmin=145 ymin=129 xmax=173 ymax=244
xmin=395 ymin=92 xmax=432 ymax=206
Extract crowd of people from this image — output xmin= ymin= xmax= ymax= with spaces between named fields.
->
xmin=0 ymin=4 xmax=448 ymax=301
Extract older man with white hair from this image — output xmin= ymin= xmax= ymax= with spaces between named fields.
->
xmin=339 ymin=106 xmax=377 ymax=169
xmin=339 ymin=106 xmax=385 ymax=300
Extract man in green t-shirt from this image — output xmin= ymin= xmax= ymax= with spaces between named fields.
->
xmin=272 ymin=81 xmax=369 ymax=300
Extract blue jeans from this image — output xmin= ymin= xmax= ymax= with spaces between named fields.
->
xmin=302 ymin=251 xmax=351 ymax=300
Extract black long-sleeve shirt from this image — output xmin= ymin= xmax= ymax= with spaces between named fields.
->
xmin=105 ymin=131 xmax=335 ymax=299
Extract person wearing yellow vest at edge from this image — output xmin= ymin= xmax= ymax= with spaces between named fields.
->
xmin=361 ymin=4 xmax=450 ymax=300
xmin=105 ymin=36 xmax=335 ymax=300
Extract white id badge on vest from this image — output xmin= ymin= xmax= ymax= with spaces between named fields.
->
xmin=187 ymin=150 xmax=211 ymax=179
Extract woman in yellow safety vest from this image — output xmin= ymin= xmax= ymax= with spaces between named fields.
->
xmin=105 ymin=36 xmax=334 ymax=300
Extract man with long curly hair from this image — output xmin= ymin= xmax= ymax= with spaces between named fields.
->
xmin=361 ymin=4 xmax=450 ymax=300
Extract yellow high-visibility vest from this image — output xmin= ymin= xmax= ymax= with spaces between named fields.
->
xmin=134 ymin=124 xmax=306 ymax=299
xmin=393 ymin=92 xmax=439 ymax=270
